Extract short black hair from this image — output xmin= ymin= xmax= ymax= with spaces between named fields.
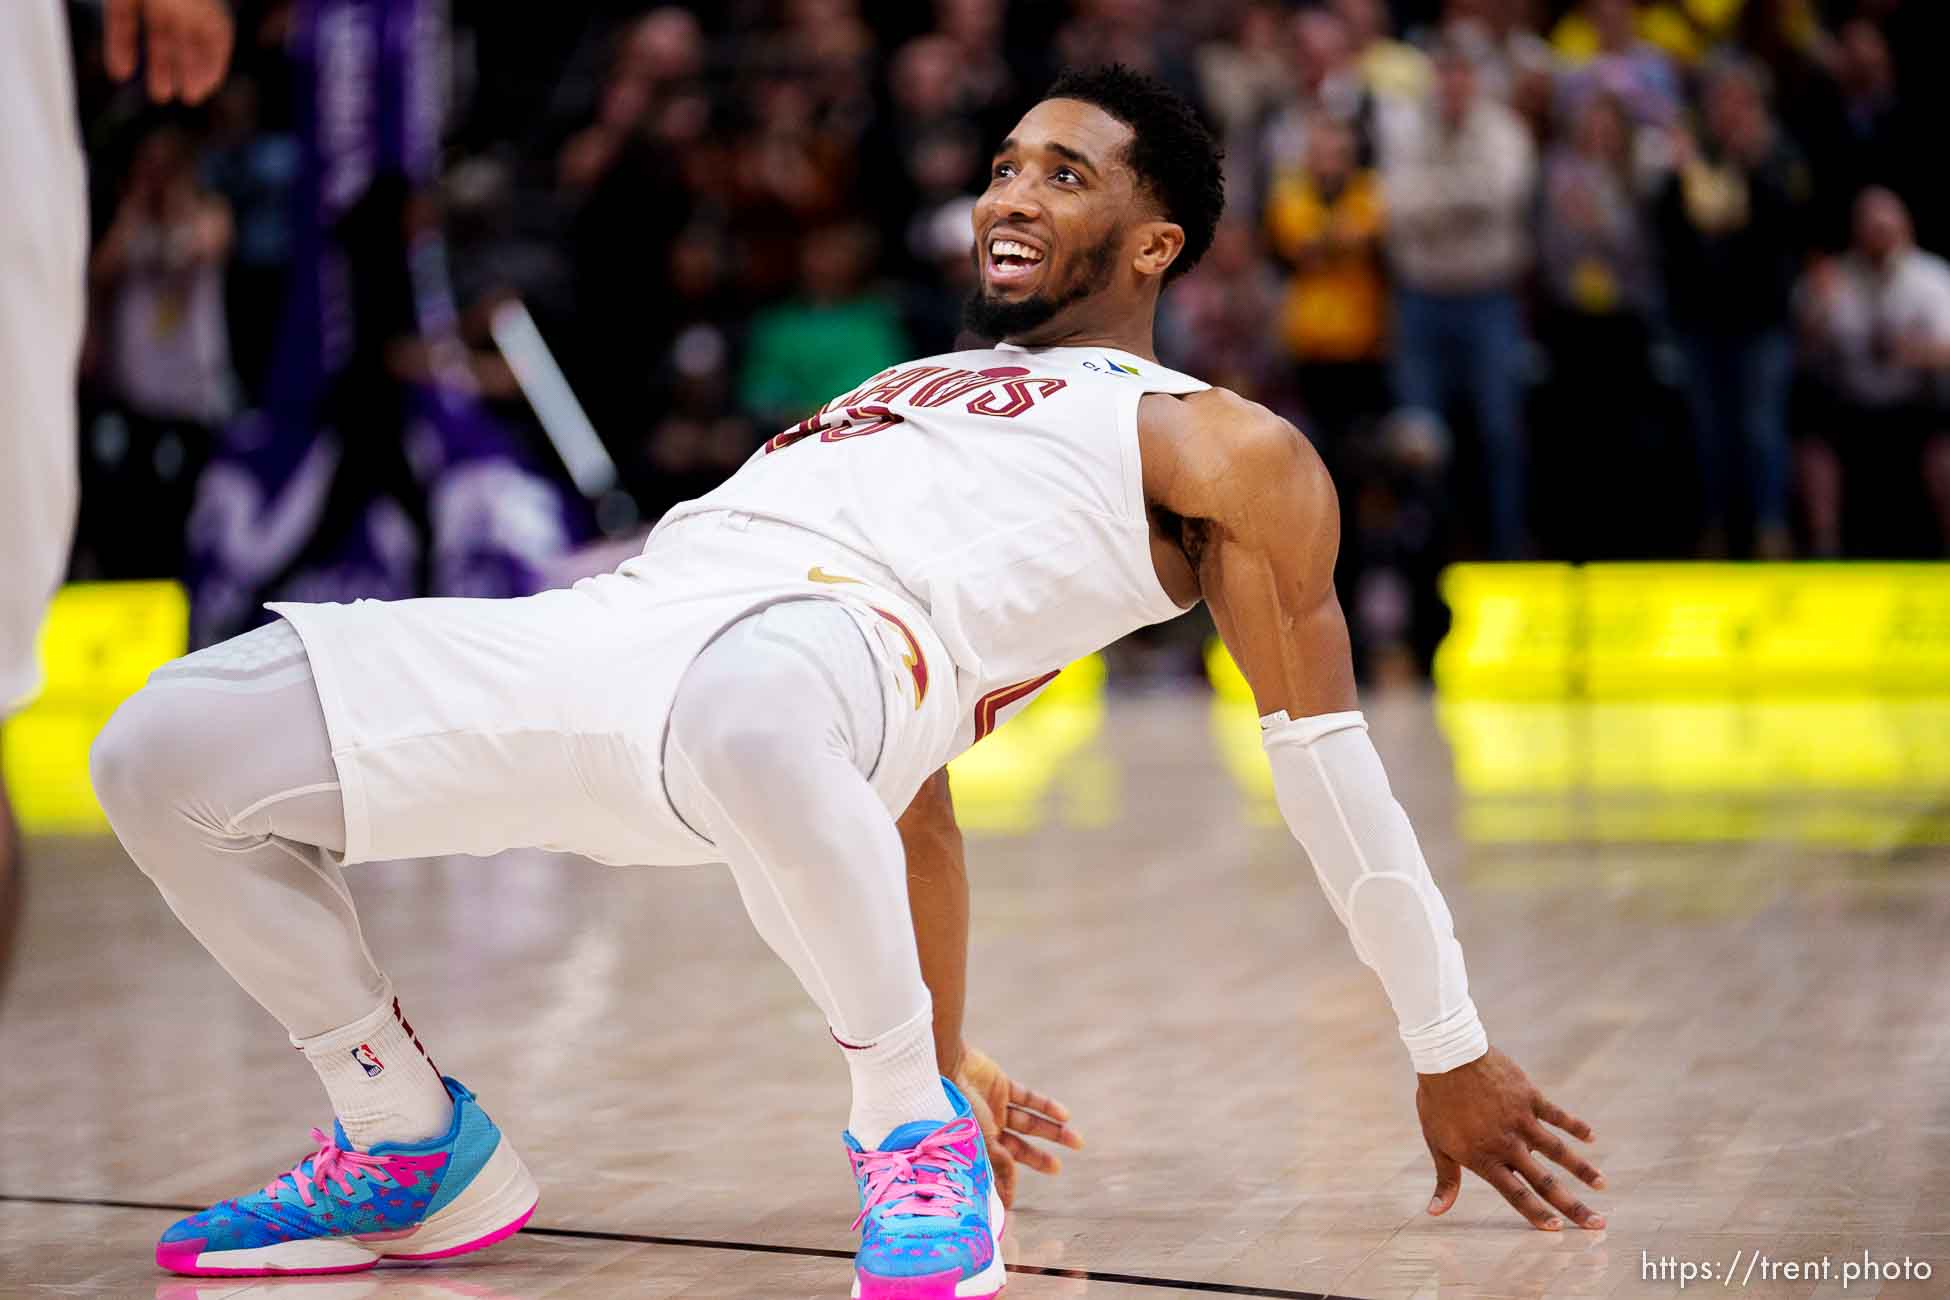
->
xmin=1042 ymin=64 xmax=1226 ymax=282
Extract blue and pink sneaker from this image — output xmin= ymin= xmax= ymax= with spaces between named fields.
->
xmin=845 ymin=1078 xmax=1006 ymax=1299
xmin=155 ymin=1076 xmax=538 ymax=1276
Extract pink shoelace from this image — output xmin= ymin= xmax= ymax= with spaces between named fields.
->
xmin=849 ymin=1117 xmax=979 ymax=1231
xmin=263 ymin=1128 xmax=397 ymax=1208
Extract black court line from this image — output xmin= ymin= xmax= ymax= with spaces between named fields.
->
xmin=0 ymin=1192 xmax=1366 ymax=1300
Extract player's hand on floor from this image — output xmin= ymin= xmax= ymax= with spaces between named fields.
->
xmin=956 ymin=1044 xmax=1084 ymax=1209
xmin=104 ymin=0 xmax=235 ymax=104
xmin=1416 ymin=1045 xmax=1606 ymax=1232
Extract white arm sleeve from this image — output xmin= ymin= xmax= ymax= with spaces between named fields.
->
xmin=1261 ymin=709 xmax=1488 ymax=1073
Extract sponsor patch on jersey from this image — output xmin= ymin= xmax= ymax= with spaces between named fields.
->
xmin=1102 ymin=357 xmax=1140 ymax=376
xmin=352 ymin=1043 xmax=385 ymax=1077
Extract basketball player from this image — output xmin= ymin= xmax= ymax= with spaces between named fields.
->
xmin=92 ymin=66 xmax=1605 ymax=1296
xmin=0 ymin=0 xmax=231 ymax=974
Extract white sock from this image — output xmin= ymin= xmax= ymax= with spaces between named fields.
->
xmin=841 ymin=1005 xmax=955 ymax=1149
xmin=294 ymin=982 xmax=455 ymax=1151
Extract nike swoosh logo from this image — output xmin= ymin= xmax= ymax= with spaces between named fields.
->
xmin=807 ymin=566 xmax=863 ymax=585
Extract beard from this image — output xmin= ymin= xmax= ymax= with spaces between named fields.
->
xmin=960 ymin=230 xmax=1119 ymax=342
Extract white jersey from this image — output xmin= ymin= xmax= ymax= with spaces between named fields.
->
xmin=652 ymin=343 xmax=1208 ymax=757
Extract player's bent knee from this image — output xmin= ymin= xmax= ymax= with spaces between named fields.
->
xmin=89 ymin=686 xmax=186 ymax=837
xmin=671 ymin=635 xmax=830 ymax=781
xmin=670 ymin=693 xmax=812 ymax=795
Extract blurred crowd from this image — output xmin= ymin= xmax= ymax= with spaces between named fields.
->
xmin=65 ymin=0 xmax=1950 ymax=680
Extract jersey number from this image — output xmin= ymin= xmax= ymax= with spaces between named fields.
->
xmin=764 ymin=404 xmax=904 ymax=454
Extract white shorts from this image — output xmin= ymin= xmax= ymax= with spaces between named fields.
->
xmin=0 ymin=0 xmax=87 ymax=713
xmin=272 ymin=511 xmax=960 ymax=867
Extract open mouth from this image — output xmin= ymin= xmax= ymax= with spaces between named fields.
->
xmin=985 ymin=235 xmax=1046 ymax=288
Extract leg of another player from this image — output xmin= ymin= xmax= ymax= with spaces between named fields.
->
xmin=666 ymin=600 xmax=1004 ymax=1298
xmin=1682 ymin=333 xmax=1736 ymax=554
xmin=1797 ymin=435 xmax=1844 ymax=559
xmin=92 ymin=621 xmax=537 ymax=1276
xmin=0 ymin=0 xmax=88 ymax=996
xmin=1741 ymin=328 xmax=1796 ymax=558
xmin=1467 ymin=292 xmax=1529 ymax=561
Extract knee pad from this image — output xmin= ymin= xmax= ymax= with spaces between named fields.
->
xmin=93 ymin=621 xmax=308 ymax=816
xmin=147 ymin=618 xmax=309 ymax=689
xmin=92 ymin=620 xmax=329 ymax=850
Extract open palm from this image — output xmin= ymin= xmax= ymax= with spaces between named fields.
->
xmin=956 ymin=1045 xmax=1085 ymax=1209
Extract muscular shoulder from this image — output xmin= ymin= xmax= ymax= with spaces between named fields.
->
xmin=1139 ymin=387 xmax=1332 ymax=527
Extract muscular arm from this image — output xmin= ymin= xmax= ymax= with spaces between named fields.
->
xmin=897 ymin=769 xmax=968 ymax=1078
xmin=1143 ymin=392 xmax=1604 ymax=1232
xmin=1183 ymin=419 xmax=1355 ymax=721
xmin=1143 ymin=391 xmax=1482 ymax=1071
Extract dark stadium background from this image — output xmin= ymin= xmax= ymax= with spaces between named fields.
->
xmin=62 ymin=0 xmax=1950 ymax=684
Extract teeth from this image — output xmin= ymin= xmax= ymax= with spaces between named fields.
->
xmin=990 ymin=238 xmax=1043 ymax=262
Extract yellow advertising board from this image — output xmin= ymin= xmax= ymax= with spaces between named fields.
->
xmin=5 ymin=583 xmax=187 ymax=832
xmin=1436 ymin=563 xmax=1950 ymax=696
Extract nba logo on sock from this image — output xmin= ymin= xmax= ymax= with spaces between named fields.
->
xmin=351 ymin=1043 xmax=385 ymax=1077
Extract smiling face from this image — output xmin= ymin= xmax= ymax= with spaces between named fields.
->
xmin=963 ymin=97 xmax=1183 ymax=345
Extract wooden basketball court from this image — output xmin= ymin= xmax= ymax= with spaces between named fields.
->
xmin=3 ymin=690 xmax=1946 ymax=1298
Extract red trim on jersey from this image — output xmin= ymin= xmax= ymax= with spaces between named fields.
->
xmin=869 ymin=606 xmax=929 ymax=709
xmin=972 ymin=670 xmax=1061 ymax=744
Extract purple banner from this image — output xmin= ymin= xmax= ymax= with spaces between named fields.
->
xmin=188 ymin=0 xmax=583 ymax=646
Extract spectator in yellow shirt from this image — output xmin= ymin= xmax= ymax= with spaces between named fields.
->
xmin=1551 ymin=0 xmax=1828 ymax=69
xmin=1552 ymin=0 xmax=1703 ymax=65
xmin=1264 ymin=114 xmax=1390 ymax=452
xmin=1333 ymin=0 xmax=1431 ymax=103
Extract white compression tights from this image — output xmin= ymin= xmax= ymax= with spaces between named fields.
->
xmin=94 ymin=601 xmax=946 ymax=1141
xmin=92 ymin=620 xmax=381 ymax=1036
xmin=665 ymin=601 xmax=949 ymax=1141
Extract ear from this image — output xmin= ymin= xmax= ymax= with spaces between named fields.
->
xmin=1130 ymin=220 xmax=1186 ymax=280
